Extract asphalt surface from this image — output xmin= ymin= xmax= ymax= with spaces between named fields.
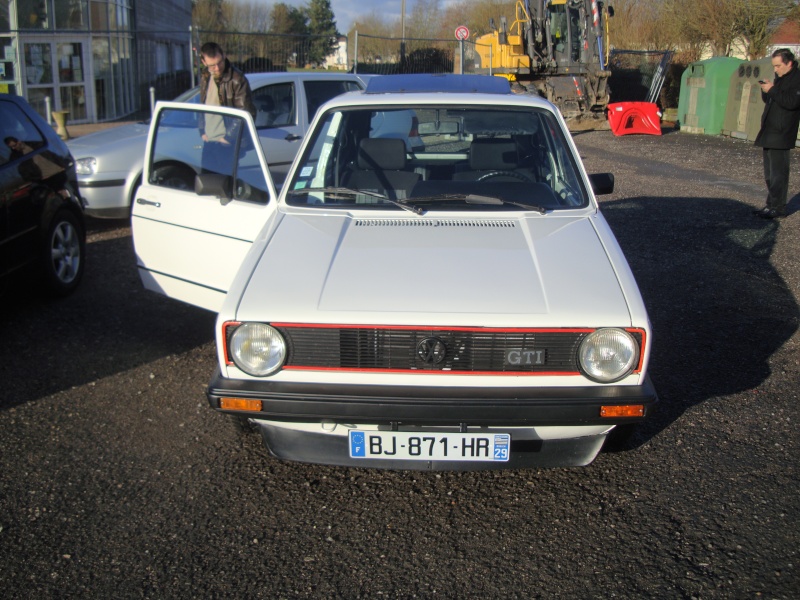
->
xmin=1 ymin=128 xmax=798 ymax=598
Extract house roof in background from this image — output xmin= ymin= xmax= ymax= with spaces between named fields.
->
xmin=771 ymin=19 xmax=800 ymax=45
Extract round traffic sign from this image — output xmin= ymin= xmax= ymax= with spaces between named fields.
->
xmin=455 ymin=25 xmax=470 ymax=40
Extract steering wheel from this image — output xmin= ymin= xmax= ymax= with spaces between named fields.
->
xmin=476 ymin=170 xmax=536 ymax=183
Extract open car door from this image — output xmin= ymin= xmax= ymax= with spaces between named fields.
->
xmin=132 ymin=102 xmax=278 ymax=312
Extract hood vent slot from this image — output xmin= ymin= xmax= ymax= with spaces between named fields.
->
xmin=354 ymin=218 xmax=517 ymax=228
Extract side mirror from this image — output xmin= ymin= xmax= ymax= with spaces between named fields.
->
xmin=195 ymin=173 xmax=233 ymax=205
xmin=588 ymin=173 xmax=614 ymax=195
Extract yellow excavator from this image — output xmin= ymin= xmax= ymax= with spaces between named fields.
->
xmin=475 ymin=0 xmax=614 ymax=129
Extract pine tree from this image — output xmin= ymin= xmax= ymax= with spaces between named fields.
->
xmin=307 ymin=0 xmax=338 ymax=67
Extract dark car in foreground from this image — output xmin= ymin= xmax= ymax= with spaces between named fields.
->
xmin=0 ymin=94 xmax=86 ymax=297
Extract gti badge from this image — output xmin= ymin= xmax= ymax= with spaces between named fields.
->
xmin=417 ymin=337 xmax=447 ymax=365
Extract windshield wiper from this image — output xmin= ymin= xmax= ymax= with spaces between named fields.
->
xmin=287 ymin=188 xmax=548 ymax=215
xmin=398 ymin=193 xmax=548 ymax=215
xmin=287 ymin=187 xmax=425 ymax=215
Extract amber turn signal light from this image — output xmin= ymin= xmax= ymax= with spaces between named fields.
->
xmin=600 ymin=405 xmax=644 ymax=418
xmin=219 ymin=397 xmax=263 ymax=412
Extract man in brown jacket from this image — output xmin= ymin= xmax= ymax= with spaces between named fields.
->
xmin=198 ymin=42 xmax=256 ymax=174
xmin=753 ymin=48 xmax=800 ymax=220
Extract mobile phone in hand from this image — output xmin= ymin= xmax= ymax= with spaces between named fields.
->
xmin=758 ymin=79 xmax=768 ymax=84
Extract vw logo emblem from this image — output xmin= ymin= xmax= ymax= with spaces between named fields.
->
xmin=417 ymin=337 xmax=447 ymax=365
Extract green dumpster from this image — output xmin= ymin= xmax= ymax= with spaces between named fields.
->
xmin=722 ymin=58 xmax=772 ymax=141
xmin=678 ymin=57 xmax=742 ymax=135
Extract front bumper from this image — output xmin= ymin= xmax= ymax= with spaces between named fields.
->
xmin=207 ymin=371 xmax=658 ymax=470
xmin=254 ymin=422 xmax=610 ymax=470
xmin=207 ymin=371 xmax=658 ymax=425
xmin=79 ymin=178 xmax=130 ymax=218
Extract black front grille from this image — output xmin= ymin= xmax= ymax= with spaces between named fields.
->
xmin=277 ymin=326 xmax=591 ymax=373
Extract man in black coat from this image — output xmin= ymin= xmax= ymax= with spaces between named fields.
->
xmin=753 ymin=48 xmax=800 ymax=220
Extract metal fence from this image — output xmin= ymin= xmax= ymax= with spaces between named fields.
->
xmin=130 ymin=29 xmax=348 ymax=119
xmin=607 ymin=49 xmax=677 ymax=109
xmin=128 ymin=30 xmax=684 ymax=122
xmin=193 ymin=30 xmax=343 ymax=73
xmin=351 ymin=33 xmax=486 ymax=75
xmin=131 ymin=29 xmax=489 ymax=119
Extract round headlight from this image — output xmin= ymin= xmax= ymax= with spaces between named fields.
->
xmin=229 ymin=323 xmax=286 ymax=376
xmin=578 ymin=328 xmax=639 ymax=383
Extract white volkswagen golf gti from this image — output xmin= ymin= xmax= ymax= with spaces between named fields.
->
xmin=132 ymin=74 xmax=658 ymax=470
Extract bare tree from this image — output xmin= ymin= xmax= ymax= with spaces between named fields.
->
xmin=736 ymin=0 xmax=796 ymax=59
xmin=220 ymin=1 xmax=274 ymax=68
xmin=227 ymin=1 xmax=271 ymax=33
xmin=193 ymin=0 xmax=229 ymax=32
xmin=608 ymin=0 xmax=670 ymax=51
xmin=405 ymin=0 xmax=442 ymax=41
xmin=348 ymin=12 xmax=399 ymax=67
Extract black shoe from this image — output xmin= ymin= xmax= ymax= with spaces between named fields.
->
xmin=759 ymin=208 xmax=785 ymax=220
xmin=752 ymin=206 xmax=771 ymax=216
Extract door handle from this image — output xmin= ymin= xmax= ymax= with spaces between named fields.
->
xmin=137 ymin=198 xmax=161 ymax=208
xmin=284 ymin=134 xmax=302 ymax=141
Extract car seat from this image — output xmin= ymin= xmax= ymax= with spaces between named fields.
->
xmin=343 ymin=138 xmax=420 ymax=200
xmin=453 ymin=138 xmax=537 ymax=182
xmin=255 ymin=96 xmax=275 ymax=127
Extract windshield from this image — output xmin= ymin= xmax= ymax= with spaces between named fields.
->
xmin=285 ymin=104 xmax=588 ymax=212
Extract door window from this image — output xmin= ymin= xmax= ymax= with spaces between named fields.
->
xmin=303 ymin=80 xmax=361 ymax=119
xmin=252 ymin=82 xmax=295 ymax=128
xmin=0 ymin=101 xmax=45 ymax=165
xmin=150 ymin=106 xmax=270 ymax=204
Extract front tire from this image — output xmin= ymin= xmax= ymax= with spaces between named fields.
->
xmin=41 ymin=209 xmax=85 ymax=297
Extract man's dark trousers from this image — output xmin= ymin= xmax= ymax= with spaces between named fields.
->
xmin=763 ymin=148 xmax=791 ymax=213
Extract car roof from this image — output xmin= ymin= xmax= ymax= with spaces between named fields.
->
xmin=245 ymin=72 xmax=365 ymax=86
xmin=0 ymin=93 xmax=66 ymax=144
xmin=0 ymin=93 xmax=31 ymax=106
xmin=365 ymin=74 xmax=511 ymax=95
xmin=322 ymin=76 xmax=556 ymax=112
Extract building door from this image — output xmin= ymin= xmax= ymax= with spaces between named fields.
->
xmin=22 ymin=37 xmax=92 ymax=124
xmin=0 ymin=36 xmax=18 ymax=96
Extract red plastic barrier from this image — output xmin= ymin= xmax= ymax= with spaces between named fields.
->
xmin=607 ymin=102 xmax=662 ymax=136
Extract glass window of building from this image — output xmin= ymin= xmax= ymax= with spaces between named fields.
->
xmin=1 ymin=1 xmax=11 ymax=32
xmin=56 ymin=0 xmax=89 ymax=30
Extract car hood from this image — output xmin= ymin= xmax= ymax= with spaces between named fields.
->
xmin=66 ymin=122 xmax=149 ymax=157
xmin=235 ymin=212 xmax=632 ymax=328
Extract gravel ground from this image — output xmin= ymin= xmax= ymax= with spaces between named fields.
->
xmin=0 ymin=128 xmax=797 ymax=598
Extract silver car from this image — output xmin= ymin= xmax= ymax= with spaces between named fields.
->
xmin=68 ymin=72 xmax=367 ymax=218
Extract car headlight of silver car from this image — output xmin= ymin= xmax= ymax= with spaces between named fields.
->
xmin=229 ymin=323 xmax=286 ymax=376
xmin=75 ymin=157 xmax=97 ymax=176
xmin=578 ymin=328 xmax=639 ymax=383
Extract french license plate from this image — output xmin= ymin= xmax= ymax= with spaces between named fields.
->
xmin=349 ymin=431 xmax=510 ymax=462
